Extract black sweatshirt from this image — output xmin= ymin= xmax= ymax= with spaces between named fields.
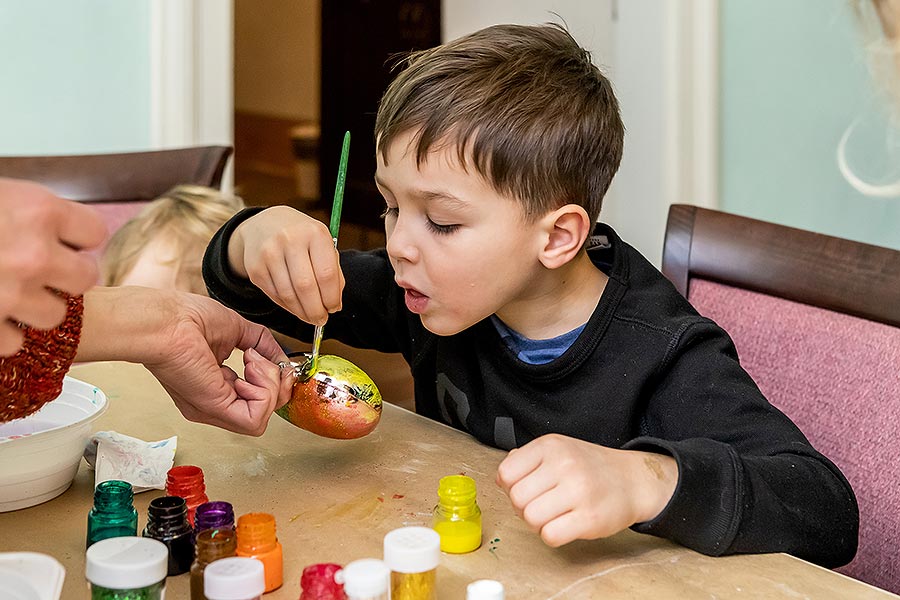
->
xmin=204 ymin=208 xmax=858 ymax=567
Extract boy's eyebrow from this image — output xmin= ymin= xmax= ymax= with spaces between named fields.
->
xmin=374 ymin=175 xmax=469 ymax=208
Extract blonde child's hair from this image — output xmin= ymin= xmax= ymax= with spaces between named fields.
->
xmin=101 ymin=185 xmax=245 ymax=294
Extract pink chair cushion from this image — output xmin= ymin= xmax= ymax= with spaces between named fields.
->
xmin=81 ymin=201 xmax=149 ymax=265
xmin=688 ymin=278 xmax=900 ymax=593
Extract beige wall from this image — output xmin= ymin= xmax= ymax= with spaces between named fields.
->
xmin=234 ymin=0 xmax=320 ymax=120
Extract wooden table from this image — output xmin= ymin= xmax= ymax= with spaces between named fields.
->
xmin=1 ymin=360 xmax=895 ymax=599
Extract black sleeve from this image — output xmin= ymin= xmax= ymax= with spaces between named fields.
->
xmin=202 ymin=207 xmax=413 ymax=355
xmin=623 ymin=320 xmax=858 ymax=568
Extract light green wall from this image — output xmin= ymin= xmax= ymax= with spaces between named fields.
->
xmin=0 ymin=1 xmax=152 ymax=155
xmin=721 ymin=0 xmax=900 ymax=250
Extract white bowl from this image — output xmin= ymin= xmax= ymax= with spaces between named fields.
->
xmin=0 ymin=377 xmax=107 ymax=512
xmin=0 ymin=552 xmax=65 ymax=600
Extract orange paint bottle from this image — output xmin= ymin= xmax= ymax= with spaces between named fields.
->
xmin=236 ymin=512 xmax=283 ymax=593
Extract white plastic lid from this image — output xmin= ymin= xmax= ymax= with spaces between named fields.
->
xmin=85 ymin=537 xmax=167 ymax=590
xmin=383 ymin=526 xmax=440 ymax=573
xmin=467 ymin=579 xmax=505 ymax=600
xmin=335 ymin=559 xmax=389 ymax=598
xmin=0 ymin=552 xmax=65 ymax=600
xmin=204 ymin=557 xmax=265 ymax=600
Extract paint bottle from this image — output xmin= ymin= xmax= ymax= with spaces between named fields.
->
xmin=142 ymin=495 xmax=195 ymax=576
xmin=432 ymin=475 xmax=482 ymax=553
xmin=466 ymin=580 xmax=505 ymax=600
xmin=86 ymin=480 xmax=138 ymax=549
xmin=236 ymin=512 xmax=283 ymax=592
xmin=383 ymin=526 xmax=440 ymax=600
xmin=195 ymin=501 xmax=236 ymax=535
xmin=204 ymin=556 xmax=265 ymax=600
xmin=335 ymin=558 xmax=389 ymax=600
xmin=85 ymin=536 xmax=168 ymax=600
xmin=191 ymin=528 xmax=238 ymax=600
xmin=166 ymin=465 xmax=209 ymax=526
xmin=300 ymin=563 xmax=346 ymax=600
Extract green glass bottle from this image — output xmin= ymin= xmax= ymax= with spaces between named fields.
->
xmin=87 ymin=480 xmax=138 ymax=548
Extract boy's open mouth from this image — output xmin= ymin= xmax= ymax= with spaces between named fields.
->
xmin=404 ymin=288 xmax=429 ymax=314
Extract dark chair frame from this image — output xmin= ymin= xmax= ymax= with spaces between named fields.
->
xmin=0 ymin=146 xmax=232 ymax=204
xmin=662 ymin=204 xmax=900 ymax=328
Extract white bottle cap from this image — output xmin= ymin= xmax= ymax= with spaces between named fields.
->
xmin=85 ymin=537 xmax=168 ymax=590
xmin=467 ymin=579 xmax=505 ymax=600
xmin=204 ymin=557 xmax=266 ymax=600
xmin=383 ymin=526 xmax=440 ymax=573
xmin=334 ymin=558 xmax=390 ymax=599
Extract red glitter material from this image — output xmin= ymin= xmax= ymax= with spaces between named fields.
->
xmin=0 ymin=294 xmax=84 ymax=422
xmin=300 ymin=563 xmax=346 ymax=600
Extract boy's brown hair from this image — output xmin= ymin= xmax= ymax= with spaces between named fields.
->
xmin=375 ymin=23 xmax=624 ymax=222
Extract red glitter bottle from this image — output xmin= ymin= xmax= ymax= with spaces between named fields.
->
xmin=166 ymin=465 xmax=208 ymax=526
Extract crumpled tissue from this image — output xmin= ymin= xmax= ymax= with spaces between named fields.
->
xmin=84 ymin=431 xmax=177 ymax=492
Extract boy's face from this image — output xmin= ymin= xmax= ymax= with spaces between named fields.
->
xmin=375 ymin=129 xmax=547 ymax=336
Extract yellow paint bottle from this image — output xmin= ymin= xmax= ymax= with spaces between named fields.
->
xmin=432 ymin=475 xmax=482 ymax=553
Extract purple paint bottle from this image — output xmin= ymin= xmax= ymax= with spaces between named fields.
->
xmin=194 ymin=501 xmax=235 ymax=535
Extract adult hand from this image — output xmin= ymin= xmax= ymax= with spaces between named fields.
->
xmin=495 ymin=433 xmax=678 ymax=547
xmin=0 ymin=178 xmax=106 ymax=356
xmin=78 ymin=287 xmax=293 ymax=435
xmin=228 ymin=206 xmax=344 ymax=326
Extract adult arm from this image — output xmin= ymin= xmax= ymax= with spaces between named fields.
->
xmin=0 ymin=178 xmax=105 ymax=356
xmin=77 ymin=286 xmax=292 ymax=436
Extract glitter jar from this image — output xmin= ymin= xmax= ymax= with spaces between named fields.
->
xmin=383 ymin=527 xmax=440 ymax=600
xmin=300 ymin=563 xmax=346 ymax=600
xmin=432 ymin=475 xmax=482 ymax=553
xmin=166 ymin=465 xmax=208 ymax=526
xmin=466 ymin=579 xmax=505 ymax=600
xmin=85 ymin=536 xmax=168 ymax=600
xmin=204 ymin=557 xmax=265 ymax=600
xmin=87 ymin=480 xmax=138 ymax=549
xmin=335 ymin=558 xmax=390 ymax=600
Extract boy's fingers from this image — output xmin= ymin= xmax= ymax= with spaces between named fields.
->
xmin=539 ymin=510 xmax=583 ymax=548
xmin=507 ymin=465 xmax=557 ymax=511
xmin=496 ymin=443 xmax=544 ymax=491
xmin=520 ymin=486 xmax=571 ymax=534
xmin=284 ymin=249 xmax=328 ymax=324
xmin=308 ymin=234 xmax=343 ymax=313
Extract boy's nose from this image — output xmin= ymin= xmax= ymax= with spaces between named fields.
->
xmin=385 ymin=218 xmax=419 ymax=264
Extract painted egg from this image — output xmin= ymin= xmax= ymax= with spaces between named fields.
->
xmin=276 ymin=354 xmax=382 ymax=439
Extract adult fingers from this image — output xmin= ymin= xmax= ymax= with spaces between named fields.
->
xmin=46 ymin=247 xmax=99 ymax=296
xmin=7 ymin=288 xmax=68 ymax=330
xmin=0 ymin=320 xmax=24 ymax=357
xmin=57 ymin=201 xmax=107 ymax=251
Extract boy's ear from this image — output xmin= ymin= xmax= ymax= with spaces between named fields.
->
xmin=538 ymin=204 xmax=592 ymax=269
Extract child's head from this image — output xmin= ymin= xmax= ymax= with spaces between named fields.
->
xmin=375 ymin=23 xmax=624 ymax=223
xmin=373 ymin=24 xmax=623 ymax=337
xmin=102 ymin=185 xmax=245 ymax=295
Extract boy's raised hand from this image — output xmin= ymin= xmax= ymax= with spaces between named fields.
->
xmin=228 ymin=206 xmax=345 ymax=326
xmin=495 ymin=434 xmax=678 ymax=547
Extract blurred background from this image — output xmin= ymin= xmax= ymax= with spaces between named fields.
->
xmin=1 ymin=0 xmax=898 ymax=265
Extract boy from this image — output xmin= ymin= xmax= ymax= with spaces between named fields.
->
xmin=204 ymin=24 xmax=857 ymax=566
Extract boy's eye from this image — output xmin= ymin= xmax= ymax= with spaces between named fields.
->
xmin=380 ymin=206 xmax=398 ymax=220
xmin=426 ymin=218 xmax=460 ymax=235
